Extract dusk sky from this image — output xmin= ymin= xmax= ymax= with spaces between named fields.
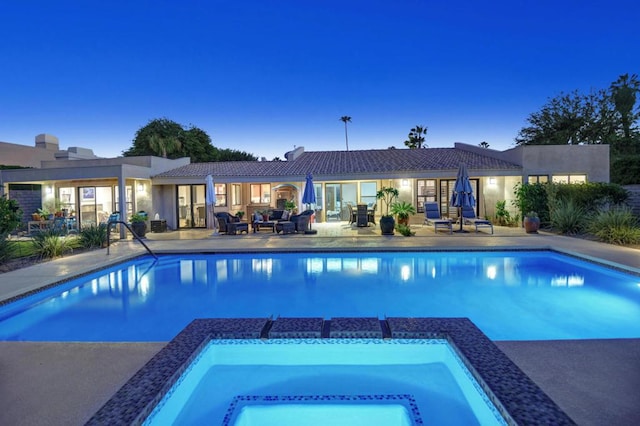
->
xmin=1 ymin=1 xmax=638 ymax=161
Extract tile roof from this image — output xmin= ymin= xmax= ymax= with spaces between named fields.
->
xmin=154 ymin=147 xmax=521 ymax=179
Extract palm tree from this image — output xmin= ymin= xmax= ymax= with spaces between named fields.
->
xmin=404 ymin=125 xmax=428 ymax=149
xmin=479 ymin=141 xmax=490 ymax=148
xmin=148 ymin=134 xmax=181 ymax=158
xmin=610 ymin=73 xmax=640 ymax=154
xmin=340 ymin=116 xmax=352 ymax=151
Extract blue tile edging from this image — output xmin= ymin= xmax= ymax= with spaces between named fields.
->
xmin=86 ymin=317 xmax=575 ymax=426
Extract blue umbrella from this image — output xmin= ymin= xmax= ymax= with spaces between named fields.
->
xmin=302 ymin=173 xmax=316 ymax=208
xmin=205 ymin=175 xmax=218 ymax=234
xmin=449 ymin=163 xmax=475 ymax=232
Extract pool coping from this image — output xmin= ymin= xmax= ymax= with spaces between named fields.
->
xmin=86 ymin=317 xmax=575 ymax=426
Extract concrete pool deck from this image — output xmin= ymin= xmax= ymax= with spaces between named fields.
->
xmin=0 ymin=223 xmax=639 ymax=425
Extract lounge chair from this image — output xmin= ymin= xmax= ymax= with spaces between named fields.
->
xmin=461 ymin=206 xmax=494 ymax=234
xmin=423 ymin=202 xmax=452 ymax=234
xmin=290 ymin=209 xmax=314 ymax=232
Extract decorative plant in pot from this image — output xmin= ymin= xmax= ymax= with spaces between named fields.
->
xmin=284 ymin=200 xmax=297 ymax=214
xmin=130 ymin=213 xmax=147 ymax=237
xmin=236 ymin=211 xmax=245 ymax=221
xmin=390 ymin=201 xmax=416 ymax=227
xmin=523 ymin=211 xmax=540 ymax=233
xmin=376 ymin=186 xmax=399 ymax=235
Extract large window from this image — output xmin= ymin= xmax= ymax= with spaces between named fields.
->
xmin=528 ymin=175 xmax=549 ymax=183
xmin=215 ymin=184 xmax=227 ymax=207
xmin=552 ymin=174 xmax=586 ymax=184
xmin=416 ymin=179 xmax=436 ymax=212
xmin=250 ymin=184 xmax=271 ymax=204
xmin=177 ymin=184 xmax=206 ymax=228
xmin=359 ymin=182 xmax=377 ymax=207
xmin=231 ymin=184 xmax=241 ymax=206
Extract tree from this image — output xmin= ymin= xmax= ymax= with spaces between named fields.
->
xmin=124 ymin=118 xmax=258 ymax=162
xmin=148 ymin=134 xmax=181 ymax=158
xmin=479 ymin=141 xmax=490 ymax=148
xmin=404 ymin=125 xmax=428 ymax=149
xmin=340 ymin=116 xmax=351 ymax=151
xmin=610 ymin=73 xmax=640 ymax=155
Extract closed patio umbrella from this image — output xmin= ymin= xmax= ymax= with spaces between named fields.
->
xmin=449 ymin=163 xmax=476 ymax=232
xmin=205 ymin=174 xmax=218 ymax=234
xmin=301 ymin=173 xmax=316 ymax=231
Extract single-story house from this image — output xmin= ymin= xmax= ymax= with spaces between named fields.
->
xmin=0 ymin=134 xmax=609 ymax=232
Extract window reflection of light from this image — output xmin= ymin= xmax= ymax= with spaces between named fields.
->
xmin=139 ymin=276 xmax=150 ymax=300
xmin=180 ymin=260 xmax=193 ymax=284
xmin=551 ymin=275 xmax=584 ymax=287
xmin=486 ymin=266 xmax=497 ymax=280
xmin=431 ymin=267 xmax=436 ymax=279
xmin=361 ymin=258 xmax=379 ymax=274
xmin=216 ymin=260 xmax=228 ymax=282
xmin=343 ymin=258 xmax=358 ymax=272
xmin=307 ymin=258 xmax=323 ymax=275
xmin=327 ymin=258 xmax=342 ymax=272
xmin=252 ymin=259 xmax=273 ymax=277
xmin=91 ymin=280 xmax=98 ymax=295
xmin=401 ymin=265 xmax=411 ymax=281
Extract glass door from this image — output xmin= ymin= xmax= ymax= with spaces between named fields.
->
xmin=177 ymin=185 xmax=206 ymax=228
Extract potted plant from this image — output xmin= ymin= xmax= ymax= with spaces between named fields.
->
xmin=390 ymin=201 xmax=416 ymax=226
xmin=129 ymin=212 xmax=147 ymax=237
xmin=376 ymin=186 xmax=399 ymax=235
xmin=236 ymin=211 xmax=245 ymax=221
xmin=524 ymin=211 xmax=540 ymax=233
xmin=284 ymin=200 xmax=296 ymax=213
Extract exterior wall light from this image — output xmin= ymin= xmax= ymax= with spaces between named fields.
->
xmin=401 ymin=179 xmax=409 ymax=187
xmin=489 ymin=177 xmax=497 ymax=185
xmin=137 ymin=183 xmax=144 ymax=192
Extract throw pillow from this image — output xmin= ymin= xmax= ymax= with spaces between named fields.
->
xmin=281 ymin=210 xmax=289 ymax=221
xmin=254 ymin=212 xmax=262 ymax=222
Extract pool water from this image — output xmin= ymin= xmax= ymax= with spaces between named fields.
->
xmin=144 ymin=339 xmax=506 ymax=426
xmin=1 ymin=251 xmax=639 ymax=341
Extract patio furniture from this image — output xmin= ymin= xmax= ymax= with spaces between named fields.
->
xmin=290 ymin=209 xmax=314 ymax=232
xmin=356 ymin=204 xmax=368 ymax=227
xmin=367 ymin=204 xmax=377 ymax=225
xmin=461 ymin=206 xmax=494 ymax=234
xmin=423 ymin=202 xmax=452 ymax=234
xmin=275 ymin=221 xmax=295 ymax=234
xmin=226 ymin=221 xmax=249 ymax=235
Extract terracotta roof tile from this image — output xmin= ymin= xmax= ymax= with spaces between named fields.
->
xmin=154 ymin=148 xmax=520 ymax=179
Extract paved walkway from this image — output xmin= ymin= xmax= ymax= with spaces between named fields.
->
xmin=0 ymin=223 xmax=639 ymax=425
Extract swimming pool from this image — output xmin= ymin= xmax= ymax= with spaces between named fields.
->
xmin=1 ymin=250 xmax=639 ymax=341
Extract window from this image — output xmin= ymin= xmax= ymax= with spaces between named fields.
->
xmin=528 ymin=175 xmax=549 ymax=183
xmin=250 ymin=184 xmax=271 ymax=204
xmin=231 ymin=184 xmax=241 ymax=206
xmin=360 ymin=182 xmax=377 ymax=207
xmin=416 ymin=179 xmax=436 ymax=212
xmin=552 ymin=174 xmax=587 ymax=184
xmin=215 ymin=184 xmax=227 ymax=207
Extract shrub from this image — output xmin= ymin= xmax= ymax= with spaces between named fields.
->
xmin=513 ymin=183 xmax=549 ymax=223
xmin=588 ymin=206 xmax=640 ymax=245
xmin=551 ymin=182 xmax=628 ymax=212
xmin=611 ymin=155 xmax=640 ymax=185
xmin=550 ymin=200 xmax=587 ymax=234
xmin=395 ymin=224 xmax=415 ymax=236
xmin=79 ymin=224 xmax=108 ymax=248
xmin=0 ymin=197 xmax=22 ymax=234
xmin=0 ymin=232 xmax=13 ymax=264
xmin=31 ymin=229 xmax=78 ymax=260
xmin=494 ymin=200 xmax=517 ymax=226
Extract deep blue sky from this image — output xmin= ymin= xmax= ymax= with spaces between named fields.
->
xmin=1 ymin=1 xmax=638 ymax=160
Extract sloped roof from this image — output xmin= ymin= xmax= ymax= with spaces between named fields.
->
xmin=154 ymin=147 xmax=521 ymax=179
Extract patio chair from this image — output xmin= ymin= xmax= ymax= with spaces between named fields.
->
xmin=290 ymin=209 xmax=314 ymax=232
xmin=216 ymin=212 xmax=241 ymax=233
xmin=461 ymin=206 xmax=494 ymax=234
xmin=367 ymin=204 xmax=377 ymax=225
xmin=423 ymin=202 xmax=452 ymax=234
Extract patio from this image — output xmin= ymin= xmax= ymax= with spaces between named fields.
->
xmin=0 ymin=224 xmax=639 ymax=425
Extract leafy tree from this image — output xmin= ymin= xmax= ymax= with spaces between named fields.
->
xmin=340 ymin=116 xmax=352 ymax=151
xmin=124 ymin=118 xmax=257 ymax=162
xmin=0 ymin=196 xmax=22 ymax=234
xmin=404 ymin=125 xmax=428 ymax=149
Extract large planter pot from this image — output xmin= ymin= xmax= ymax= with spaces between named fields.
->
xmin=131 ymin=221 xmax=147 ymax=238
xmin=524 ymin=217 xmax=540 ymax=233
xmin=379 ymin=216 xmax=395 ymax=235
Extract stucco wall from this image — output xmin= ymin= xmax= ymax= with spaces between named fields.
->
xmin=520 ymin=145 xmax=610 ymax=182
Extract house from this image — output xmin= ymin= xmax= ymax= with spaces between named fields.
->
xmin=1 ymin=134 xmax=609 ymax=232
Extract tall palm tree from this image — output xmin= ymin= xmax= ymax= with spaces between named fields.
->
xmin=148 ymin=134 xmax=181 ymax=158
xmin=340 ymin=116 xmax=352 ymax=151
xmin=611 ymin=73 xmax=640 ymax=154
xmin=404 ymin=125 xmax=428 ymax=149
xmin=479 ymin=141 xmax=490 ymax=148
